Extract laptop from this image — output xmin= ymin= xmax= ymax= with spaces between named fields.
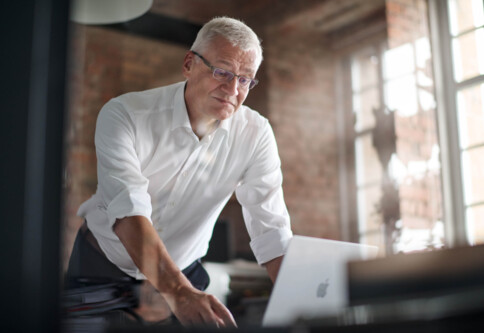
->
xmin=262 ymin=235 xmax=378 ymax=327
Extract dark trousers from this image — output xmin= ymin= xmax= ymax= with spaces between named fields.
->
xmin=66 ymin=222 xmax=210 ymax=291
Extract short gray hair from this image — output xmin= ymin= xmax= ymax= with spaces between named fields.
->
xmin=191 ymin=17 xmax=263 ymax=67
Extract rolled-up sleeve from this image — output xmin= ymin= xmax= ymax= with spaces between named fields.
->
xmin=235 ymin=121 xmax=292 ymax=265
xmin=95 ymin=101 xmax=152 ymax=228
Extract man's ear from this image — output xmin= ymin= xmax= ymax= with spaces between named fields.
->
xmin=182 ymin=51 xmax=194 ymax=78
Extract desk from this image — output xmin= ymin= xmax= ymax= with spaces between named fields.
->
xmin=298 ymin=286 xmax=484 ymax=333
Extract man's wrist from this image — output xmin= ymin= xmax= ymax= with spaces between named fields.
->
xmin=157 ymin=269 xmax=193 ymax=298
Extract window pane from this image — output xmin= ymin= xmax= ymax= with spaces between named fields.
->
xmin=448 ymin=0 xmax=484 ymax=36
xmin=415 ymin=37 xmax=432 ymax=70
xmin=383 ymin=43 xmax=414 ymax=80
xmin=355 ymin=134 xmax=383 ymax=187
xmin=452 ymin=28 xmax=484 ymax=82
xmin=466 ymin=204 xmax=484 ymax=245
xmin=385 ymin=74 xmax=418 ymax=116
xmin=353 ymin=88 xmax=380 ymax=132
xmin=462 ymin=146 xmax=484 ymax=206
xmin=351 ymin=48 xmax=379 ymax=91
xmin=457 ymin=83 xmax=484 ymax=148
xmin=357 ymin=186 xmax=383 ymax=233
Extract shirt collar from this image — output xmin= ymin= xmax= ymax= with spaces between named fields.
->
xmin=219 ymin=116 xmax=231 ymax=134
xmin=171 ymin=81 xmax=192 ymax=131
xmin=171 ymin=80 xmax=233 ymax=137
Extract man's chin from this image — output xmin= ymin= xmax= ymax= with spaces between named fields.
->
xmin=214 ymin=107 xmax=236 ymax=121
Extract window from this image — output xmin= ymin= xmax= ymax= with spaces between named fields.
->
xmin=429 ymin=0 xmax=484 ymax=246
xmin=342 ymin=6 xmax=445 ymax=254
xmin=350 ymin=45 xmax=386 ymax=252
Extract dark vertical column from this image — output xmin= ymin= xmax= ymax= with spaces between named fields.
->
xmin=0 ymin=1 xmax=69 ymax=332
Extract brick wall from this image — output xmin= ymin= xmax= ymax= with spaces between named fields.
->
xmin=263 ymin=24 xmax=341 ymax=239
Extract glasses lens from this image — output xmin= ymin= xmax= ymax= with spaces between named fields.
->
xmin=237 ymin=76 xmax=251 ymax=87
xmin=248 ymin=79 xmax=259 ymax=89
xmin=213 ymin=68 xmax=233 ymax=82
xmin=212 ymin=66 xmax=258 ymax=90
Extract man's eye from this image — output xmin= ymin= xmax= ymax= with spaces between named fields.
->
xmin=214 ymin=68 xmax=232 ymax=79
xmin=238 ymin=77 xmax=250 ymax=85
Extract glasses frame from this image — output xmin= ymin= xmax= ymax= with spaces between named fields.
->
xmin=191 ymin=50 xmax=259 ymax=90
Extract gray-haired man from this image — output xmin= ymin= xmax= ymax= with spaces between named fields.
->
xmin=70 ymin=16 xmax=292 ymax=327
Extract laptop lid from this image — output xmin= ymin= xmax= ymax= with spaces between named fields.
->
xmin=262 ymin=235 xmax=378 ymax=327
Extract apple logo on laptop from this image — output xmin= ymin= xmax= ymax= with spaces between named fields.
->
xmin=317 ymin=278 xmax=330 ymax=298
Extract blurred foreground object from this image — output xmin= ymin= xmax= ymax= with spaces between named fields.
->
xmin=70 ymin=0 xmax=153 ymax=25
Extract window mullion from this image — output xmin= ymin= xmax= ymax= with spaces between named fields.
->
xmin=452 ymin=24 xmax=484 ymax=38
xmin=456 ymin=74 xmax=484 ymax=90
xmin=428 ymin=0 xmax=468 ymax=247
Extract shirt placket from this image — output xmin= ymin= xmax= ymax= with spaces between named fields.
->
xmin=161 ymin=138 xmax=210 ymax=221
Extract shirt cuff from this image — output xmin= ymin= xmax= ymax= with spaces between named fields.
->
xmin=250 ymin=228 xmax=293 ymax=265
xmin=106 ymin=189 xmax=152 ymax=227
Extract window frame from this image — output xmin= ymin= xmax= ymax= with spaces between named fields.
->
xmin=337 ymin=38 xmax=390 ymax=250
xmin=428 ymin=0 xmax=484 ymax=247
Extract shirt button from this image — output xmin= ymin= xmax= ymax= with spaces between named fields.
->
xmin=169 ymin=202 xmax=175 ymax=207
xmin=182 ymin=171 xmax=188 ymax=177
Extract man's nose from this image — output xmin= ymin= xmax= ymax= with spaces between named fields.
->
xmin=223 ymin=77 xmax=239 ymax=96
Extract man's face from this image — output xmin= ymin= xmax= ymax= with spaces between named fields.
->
xmin=183 ymin=36 xmax=259 ymax=126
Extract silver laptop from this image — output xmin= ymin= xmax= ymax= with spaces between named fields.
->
xmin=262 ymin=235 xmax=378 ymax=327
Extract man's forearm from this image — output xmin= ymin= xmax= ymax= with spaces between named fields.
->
xmin=113 ymin=215 xmax=190 ymax=294
xmin=113 ymin=215 xmax=237 ymax=327
xmin=264 ymin=255 xmax=284 ymax=283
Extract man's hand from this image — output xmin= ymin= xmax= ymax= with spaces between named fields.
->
xmin=113 ymin=216 xmax=236 ymax=327
xmin=164 ymin=285 xmax=236 ymax=327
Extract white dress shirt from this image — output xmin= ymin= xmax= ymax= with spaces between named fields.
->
xmin=78 ymin=81 xmax=292 ymax=279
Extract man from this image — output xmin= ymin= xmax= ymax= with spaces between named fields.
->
xmin=69 ymin=17 xmax=292 ymax=327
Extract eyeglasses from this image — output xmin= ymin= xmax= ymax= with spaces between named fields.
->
xmin=191 ymin=50 xmax=259 ymax=90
